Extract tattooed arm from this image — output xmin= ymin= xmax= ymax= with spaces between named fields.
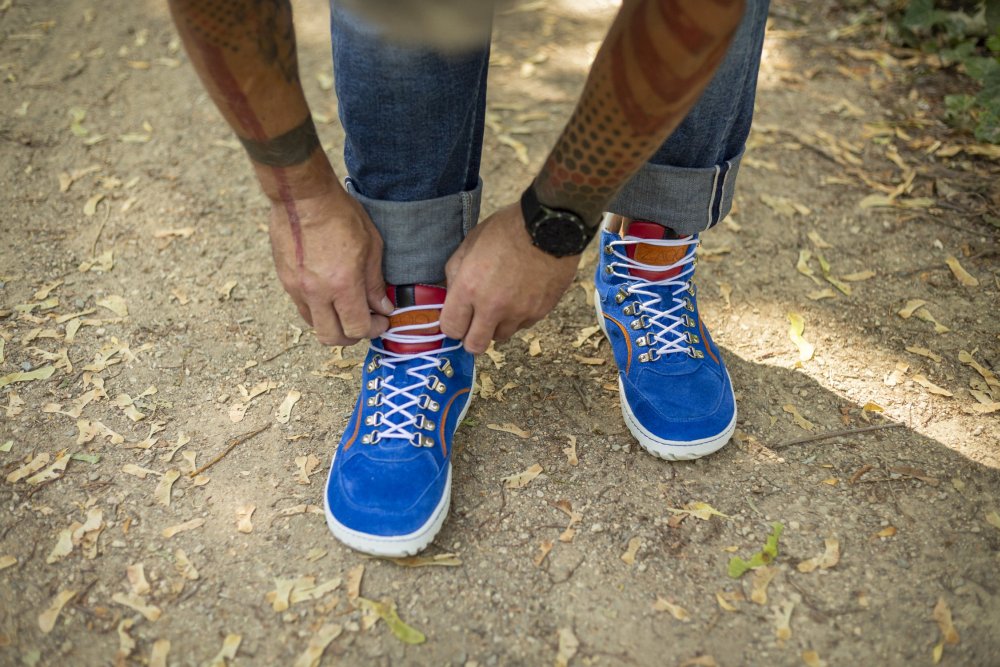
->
xmin=441 ymin=0 xmax=746 ymax=353
xmin=168 ymin=0 xmax=392 ymax=345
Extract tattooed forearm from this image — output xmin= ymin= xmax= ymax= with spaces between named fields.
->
xmin=534 ymin=0 xmax=746 ymax=227
xmin=238 ymin=116 xmax=320 ymax=167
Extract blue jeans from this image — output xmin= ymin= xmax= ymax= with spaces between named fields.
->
xmin=331 ymin=1 xmax=769 ymax=285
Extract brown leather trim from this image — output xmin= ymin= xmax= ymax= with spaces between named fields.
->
xmin=438 ymin=388 xmax=471 ymax=457
xmin=603 ymin=313 xmax=632 ymax=373
xmin=342 ymin=407 xmax=363 ymax=452
xmin=698 ymin=318 xmax=720 ymax=365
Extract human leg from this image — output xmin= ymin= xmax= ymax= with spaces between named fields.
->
xmin=325 ymin=2 xmax=490 ymax=555
xmin=596 ymin=0 xmax=770 ymax=459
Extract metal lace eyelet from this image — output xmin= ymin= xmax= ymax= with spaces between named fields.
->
xmin=366 ymin=355 xmax=382 ymax=372
xmin=683 ymin=314 xmax=695 ymax=328
xmin=639 ymin=349 xmax=660 ymax=363
xmin=686 ymin=332 xmax=700 ymax=344
xmin=614 ymin=287 xmax=629 ymax=304
xmin=438 ymin=359 xmax=454 ymax=378
xmin=623 ymin=300 xmax=643 ymax=316
xmin=362 ymin=430 xmax=381 ymax=445
xmin=411 ymin=433 xmax=434 ymax=448
xmin=415 ymin=414 xmax=436 ymax=431
xmin=687 ymin=348 xmax=704 ymax=359
xmin=636 ymin=335 xmax=648 ymax=347
xmin=366 ymin=393 xmax=383 ymax=407
xmin=364 ymin=412 xmax=383 ymax=427
xmin=426 ymin=375 xmax=441 ymax=390
xmin=604 ymin=244 xmax=613 ymax=254
xmin=366 ymin=378 xmax=382 ymax=391
xmin=684 ymin=297 xmax=694 ymax=312
xmin=605 ymin=264 xmax=615 ymax=274
xmin=630 ymin=315 xmax=650 ymax=330
xmin=418 ymin=395 xmax=440 ymax=412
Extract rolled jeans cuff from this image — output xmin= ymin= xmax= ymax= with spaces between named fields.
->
xmin=345 ymin=177 xmax=482 ymax=286
xmin=608 ymin=150 xmax=744 ymax=236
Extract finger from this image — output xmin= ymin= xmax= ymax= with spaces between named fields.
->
xmin=493 ymin=320 xmax=525 ymax=342
xmin=334 ymin=287 xmax=374 ymax=340
xmin=440 ymin=291 xmax=474 ymax=341
xmin=365 ymin=243 xmax=393 ymax=317
xmin=463 ymin=311 xmax=496 ymax=355
xmin=367 ymin=314 xmax=389 ymax=339
xmin=293 ymin=298 xmax=313 ymax=327
xmin=310 ymin=300 xmax=356 ymax=346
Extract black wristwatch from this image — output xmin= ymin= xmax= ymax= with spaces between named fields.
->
xmin=520 ymin=184 xmax=595 ymax=257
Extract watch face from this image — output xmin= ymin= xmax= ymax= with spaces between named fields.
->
xmin=533 ymin=213 xmax=588 ymax=257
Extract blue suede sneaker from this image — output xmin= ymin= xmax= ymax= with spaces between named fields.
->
xmin=324 ymin=284 xmax=474 ymax=556
xmin=595 ymin=217 xmax=736 ymax=460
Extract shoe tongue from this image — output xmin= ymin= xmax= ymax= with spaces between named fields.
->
xmin=624 ymin=221 xmax=687 ymax=281
xmin=383 ymin=284 xmax=446 ymax=354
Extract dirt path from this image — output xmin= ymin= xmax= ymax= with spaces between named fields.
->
xmin=2 ymin=0 xmax=998 ymax=665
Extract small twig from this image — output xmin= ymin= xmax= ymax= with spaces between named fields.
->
xmin=262 ymin=343 xmax=305 ymax=363
xmin=771 ymin=422 xmax=904 ymax=450
xmin=190 ymin=424 xmax=270 ymax=477
xmin=91 ymin=199 xmax=111 ymax=257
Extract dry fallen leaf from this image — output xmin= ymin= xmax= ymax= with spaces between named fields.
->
xmin=620 ymin=537 xmax=641 ymax=565
xmin=913 ymin=374 xmax=953 ymax=397
xmin=356 ymin=597 xmax=426 ymax=644
xmin=774 ymin=600 xmax=794 ymax=641
xmin=295 ymin=454 xmax=321 ymax=484
xmin=666 ymin=502 xmax=729 ymax=521
xmin=751 ymin=566 xmax=778 ymax=605
xmin=802 ymin=650 xmax=827 ymax=667
xmin=150 ymin=640 xmax=170 ymax=667
xmin=678 ymin=657 xmax=718 ymax=667
xmin=96 ymin=295 xmax=129 ymax=318
xmin=487 ymin=422 xmax=530 ymax=439
xmin=154 ymin=469 xmax=180 ymax=507
xmin=0 ymin=555 xmax=17 ymax=570
xmin=162 ymin=518 xmax=205 ymax=538
xmin=783 ymin=404 xmax=815 ymax=431
xmin=235 ymin=504 xmax=255 ymax=533
xmin=653 ymin=596 xmax=691 ymax=622
xmin=293 ymin=624 xmax=342 ymax=667
xmin=205 ymin=634 xmax=241 ymax=667
xmin=175 ymin=549 xmax=199 ymax=580
xmin=127 ymin=563 xmax=150 ymax=595
xmin=787 ymin=312 xmax=815 ymax=362
xmin=797 ymin=538 xmax=840 ymax=573
xmin=716 ymin=589 xmax=744 ymax=612
xmin=555 ymin=627 xmax=579 ymax=667
xmin=563 ymin=434 xmax=578 ymax=466
xmin=945 ymin=255 xmax=978 ymax=287
xmin=38 ymin=589 xmax=76 ymax=633
xmin=534 ymin=540 xmax=554 ymax=567
xmin=276 ymin=390 xmax=301 ymax=424
xmin=387 ymin=553 xmax=462 ymax=568
xmin=502 ymin=463 xmax=543 ymax=489
xmin=112 ymin=593 xmax=162 ymax=622
xmin=933 ymin=597 xmax=960 ymax=645
xmin=897 ymin=299 xmax=926 ymax=319
xmin=985 ymin=511 xmax=1000 ymax=531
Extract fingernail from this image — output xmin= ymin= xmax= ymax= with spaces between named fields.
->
xmin=380 ymin=297 xmax=394 ymax=314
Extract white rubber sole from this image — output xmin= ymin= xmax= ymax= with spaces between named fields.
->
xmin=323 ymin=369 xmax=474 ymax=558
xmin=595 ymin=291 xmax=735 ymax=461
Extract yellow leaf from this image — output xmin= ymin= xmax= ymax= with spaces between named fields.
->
xmin=932 ymin=641 xmax=944 ymax=665
xmin=497 ymin=134 xmax=529 ymax=165
xmin=0 ymin=365 xmax=55 ymax=389
xmin=0 ymin=555 xmax=16 ymax=570
xmin=667 ymin=501 xmax=730 ymax=521
xmin=862 ymin=401 xmax=884 ymax=413
xmin=534 ymin=539 xmax=554 ymax=567
xmin=944 ymin=256 xmax=978 ymax=287
xmin=112 ymin=592 xmax=161 ymax=622
xmin=874 ymin=526 xmax=897 ymax=538
xmin=984 ymin=511 xmax=1000 ymax=531
xmin=913 ymin=307 xmax=949 ymax=334
xmin=774 ymin=600 xmax=794 ymax=641
xmin=783 ymin=404 xmax=815 ymax=431
xmin=502 ymin=463 xmax=543 ymax=488
xmin=932 ymin=597 xmax=960 ymax=645
xmin=652 ymin=596 xmax=691 ymax=622
xmin=802 ymin=650 xmax=827 ymax=667
xmin=162 ymin=518 xmax=205 ymax=538
xmin=807 ymin=288 xmax=837 ymax=301
xmin=807 ymin=230 xmax=832 ymax=249
xmin=356 ymin=597 xmax=426 ymax=644
xmin=235 ymin=504 xmax=255 ymax=533
xmin=387 ymin=552 xmax=462 ymax=568
xmin=787 ymin=312 xmax=815 ymax=362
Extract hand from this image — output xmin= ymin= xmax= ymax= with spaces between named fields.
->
xmin=440 ymin=202 xmax=579 ymax=354
xmin=268 ymin=182 xmax=393 ymax=346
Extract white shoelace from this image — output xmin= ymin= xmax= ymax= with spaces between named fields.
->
xmin=367 ymin=303 xmax=462 ymax=447
xmin=606 ymin=235 xmax=700 ymax=361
